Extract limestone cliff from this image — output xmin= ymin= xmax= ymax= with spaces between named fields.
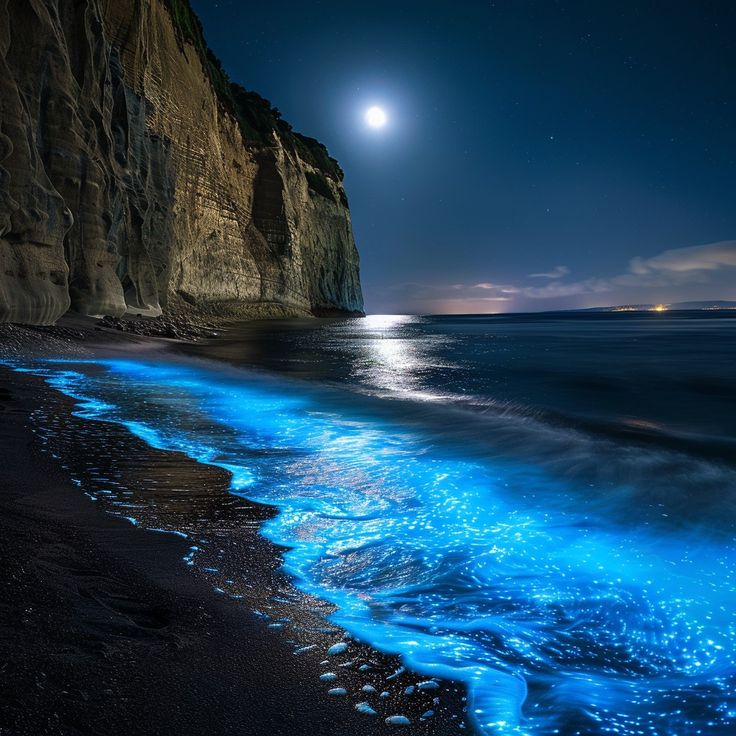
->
xmin=0 ymin=0 xmax=363 ymax=325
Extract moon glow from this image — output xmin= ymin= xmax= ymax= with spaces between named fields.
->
xmin=365 ymin=106 xmax=388 ymax=128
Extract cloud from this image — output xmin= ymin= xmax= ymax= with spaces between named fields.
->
xmin=520 ymin=278 xmax=611 ymax=299
xmin=521 ymin=241 xmax=736 ymax=300
xmin=629 ymin=241 xmax=736 ymax=275
xmin=370 ymin=241 xmax=736 ymax=313
xmin=528 ymin=265 xmax=570 ymax=279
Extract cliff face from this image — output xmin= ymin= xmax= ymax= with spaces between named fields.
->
xmin=0 ymin=0 xmax=363 ymax=325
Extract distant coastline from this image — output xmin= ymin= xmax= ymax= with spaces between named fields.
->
xmin=423 ymin=301 xmax=736 ymax=318
xmin=573 ymin=300 xmax=736 ymax=313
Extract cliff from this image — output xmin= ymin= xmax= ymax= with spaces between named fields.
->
xmin=0 ymin=0 xmax=363 ymax=325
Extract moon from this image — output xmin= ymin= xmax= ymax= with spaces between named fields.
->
xmin=365 ymin=106 xmax=388 ymax=128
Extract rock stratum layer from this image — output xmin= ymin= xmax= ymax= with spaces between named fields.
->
xmin=0 ymin=0 xmax=363 ymax=324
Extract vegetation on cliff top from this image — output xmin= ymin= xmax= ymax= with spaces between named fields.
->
xmin=163 ymin=0 xmax=343 ymax=182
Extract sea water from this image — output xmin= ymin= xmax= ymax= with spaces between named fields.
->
xmin=8 ymin=312 xmax=736 ymax=735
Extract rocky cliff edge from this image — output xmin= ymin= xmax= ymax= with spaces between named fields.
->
xmin=0 ymin=0 xmax=363 ymax=325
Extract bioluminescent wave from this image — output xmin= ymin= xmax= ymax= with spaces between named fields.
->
xmin=12 ymin=357 xmax=736 ymax=735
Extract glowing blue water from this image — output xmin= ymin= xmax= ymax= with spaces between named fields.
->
xmin=12 ymin=357 xmax=736 ymax=735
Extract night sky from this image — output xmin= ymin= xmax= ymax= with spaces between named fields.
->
xmin=191 ymin=0 xmax=736 ymax=313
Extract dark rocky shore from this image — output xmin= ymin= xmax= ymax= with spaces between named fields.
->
xmin=0 ymin=323 xmax=466 ymax=736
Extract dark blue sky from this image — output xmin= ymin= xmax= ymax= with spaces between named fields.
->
xmin=191 ymin=0 xmax=736 ymax=313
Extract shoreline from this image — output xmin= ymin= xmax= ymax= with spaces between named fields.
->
xmin=0 ymin=321 xmax=466 ymax=735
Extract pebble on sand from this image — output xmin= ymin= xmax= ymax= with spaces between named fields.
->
xmin=385 ymin=715 xmax=411 ymax=726
xmin=355 ymin=702 xmax=378 ymax=716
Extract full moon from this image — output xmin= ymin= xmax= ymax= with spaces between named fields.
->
xmin=365 ymin=106 xmax=387 ymax=128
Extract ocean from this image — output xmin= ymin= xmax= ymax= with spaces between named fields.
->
xmin=9 ymin=311 xmax=736 ymax=735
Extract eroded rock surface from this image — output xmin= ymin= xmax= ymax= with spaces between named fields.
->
xmin=0 ymin=0 xmax=363 ymax=324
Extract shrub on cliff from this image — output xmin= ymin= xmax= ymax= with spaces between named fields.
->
xmin=163 ymin=0 xmax=343 ymax=181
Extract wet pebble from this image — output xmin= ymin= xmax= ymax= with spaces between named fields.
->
xmin=385 ymin=715 xmax=411 ymax=726
xmin=355 ymin=702 xmax=378 ymax=716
